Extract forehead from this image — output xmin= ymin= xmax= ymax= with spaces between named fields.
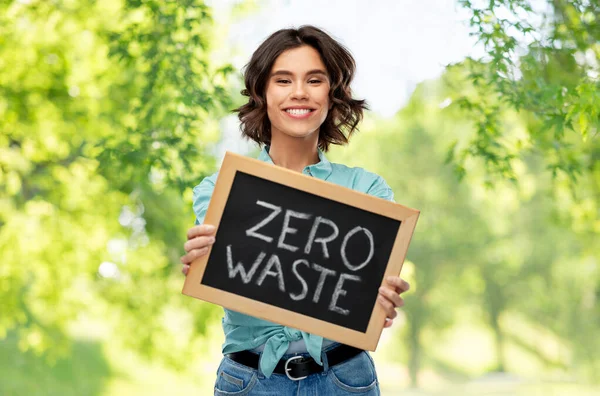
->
xmin=271 ymin=45 xmax=326 ymax=73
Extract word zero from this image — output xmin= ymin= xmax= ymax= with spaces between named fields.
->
xmin=245 ymin=200 xmax=374 ymax=271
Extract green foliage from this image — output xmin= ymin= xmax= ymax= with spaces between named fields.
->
xmin=444 ymin=6 xmax=600 ymax=379
xmin=0 ymin=334 xmax=111 ymax=396
xmin=0 ymin=0 xmax=232 ymax=366
xmin=99 ymin=0 xmax=233 ymax=193
xmin=454 ymin=0 xmax=599 ymax=182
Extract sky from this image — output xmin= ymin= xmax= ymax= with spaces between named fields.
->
xmin=208 ymin=0 xmax=483 ymax=156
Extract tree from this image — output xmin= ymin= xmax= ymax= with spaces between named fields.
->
xmin=0 ymin=0 xmax=233 ymax=366
xmin=452 ymin=0 xmax=599 ymax=183
xmin=453 ymin=1 xmax=599 ymax=379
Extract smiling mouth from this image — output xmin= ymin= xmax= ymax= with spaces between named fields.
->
xmin=285 ymin=108 xmax=314 ymax=115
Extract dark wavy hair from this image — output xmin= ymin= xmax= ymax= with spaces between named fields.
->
xmin=234 ymin=25 xmax=368 ymax=151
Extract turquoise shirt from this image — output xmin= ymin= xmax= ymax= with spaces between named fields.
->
xmin=192 ymin=146 xmax=394 ymax=377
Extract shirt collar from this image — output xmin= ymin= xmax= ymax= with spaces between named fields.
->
xmin=257 ymin=146 xmax=333 ymax=180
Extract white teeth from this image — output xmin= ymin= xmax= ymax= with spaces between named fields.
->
xmin=285 ymin=108 xmax=312 ymax=115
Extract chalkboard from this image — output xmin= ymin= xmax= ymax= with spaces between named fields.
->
xmin=202 ymin=171 xmax=400 ymax=332
xmin=183 ymin=152 xmax=419 ymax=351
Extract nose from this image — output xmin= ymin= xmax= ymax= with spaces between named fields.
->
xmin=290 ymin=82 xmax=309 ymax=100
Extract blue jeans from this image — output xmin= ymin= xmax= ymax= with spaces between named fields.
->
xmin=213 ymin=344 xmax=380 ymax=395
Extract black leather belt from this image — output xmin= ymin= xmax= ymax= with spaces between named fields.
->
xmin=226 ymin=344 xmax=363 ymax=380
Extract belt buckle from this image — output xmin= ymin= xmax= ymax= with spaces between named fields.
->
xmin=284 ymin=356 xmax=307 ymax=381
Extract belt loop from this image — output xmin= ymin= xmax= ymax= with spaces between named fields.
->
xmin=321 ymin=349 xmax=330 ymax=373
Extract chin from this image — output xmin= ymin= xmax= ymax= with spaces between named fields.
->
xmin=284 ymin=130 xmax=319 ymax=139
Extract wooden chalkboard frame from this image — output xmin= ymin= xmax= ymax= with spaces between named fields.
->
xmin=182 ymin=151 xmax=419 ymax=351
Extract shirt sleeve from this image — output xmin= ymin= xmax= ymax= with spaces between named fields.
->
xmin=192 ymin=172 xmax=218 ymax=225
xmin=365 ymin=174 xmax=395 ymax=202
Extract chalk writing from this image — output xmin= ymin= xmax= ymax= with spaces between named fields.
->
xmin=225 ymin=199 xmax=376 ymax=316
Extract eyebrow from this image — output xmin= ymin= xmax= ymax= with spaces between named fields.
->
xmin=270 ymin=69 xmax=329 ymax=78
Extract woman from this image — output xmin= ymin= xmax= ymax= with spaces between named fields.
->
xmin=181 ymin=25 xmax=410 ymax=395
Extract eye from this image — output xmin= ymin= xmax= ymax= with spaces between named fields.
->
xmin=309 ymin=79 xmax=322 ymax=84
xmin=276 ymin=79 xmax=291 ymax=84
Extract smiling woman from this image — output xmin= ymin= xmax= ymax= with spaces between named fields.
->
xmin=180 ymin=25 xmax=411 ymax=395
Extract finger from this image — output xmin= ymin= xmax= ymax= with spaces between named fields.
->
xmin=183 ymin=235 xmax=215 ymax=253
xmin=187 ymin=224 xmax=216 ymax=240
xmin=379 ymin=286 xmax=404 ymax=308
xmin=180 ymin=246 xmax=210 ymax=265
xmin=386 ymin=276 xmax=410 ymax=294
xmin=384 ymin=318 xmax=394 ymax=328
xmin=377 ymin=295 xmax=398 ymax=320
xmin=181 ymin=264 xmax=190 ymax=276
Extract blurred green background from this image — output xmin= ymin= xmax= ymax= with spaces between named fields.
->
xmin=1 ymin=0 xmax=598 ymax=395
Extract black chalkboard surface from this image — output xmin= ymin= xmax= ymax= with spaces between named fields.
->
xmin=201 ymin=171 xmax=401 ymax=333
xmin=183 ymin=152 xmax=419 ymax=351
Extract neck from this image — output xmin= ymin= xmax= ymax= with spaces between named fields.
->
xmin=268 ymin=133 xmax=320 ymax=173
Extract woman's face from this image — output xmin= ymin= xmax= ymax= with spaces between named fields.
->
xmin=265 ymin=45 xmax=331 ymax=143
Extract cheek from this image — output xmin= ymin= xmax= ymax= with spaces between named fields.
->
xmin=266 ymin=90 xmax=285 ymax=112
xmin=265 ymin=96 xmax=279 ymax=119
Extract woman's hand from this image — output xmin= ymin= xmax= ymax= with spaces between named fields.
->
xmin=180 ymin=224 xmax=216 ymax=276
xmin=377 ymin=276 xmax=410 ymax=328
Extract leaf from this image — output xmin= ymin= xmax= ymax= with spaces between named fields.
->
xmin=578 ymin=112 xmax=589 ymax=141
